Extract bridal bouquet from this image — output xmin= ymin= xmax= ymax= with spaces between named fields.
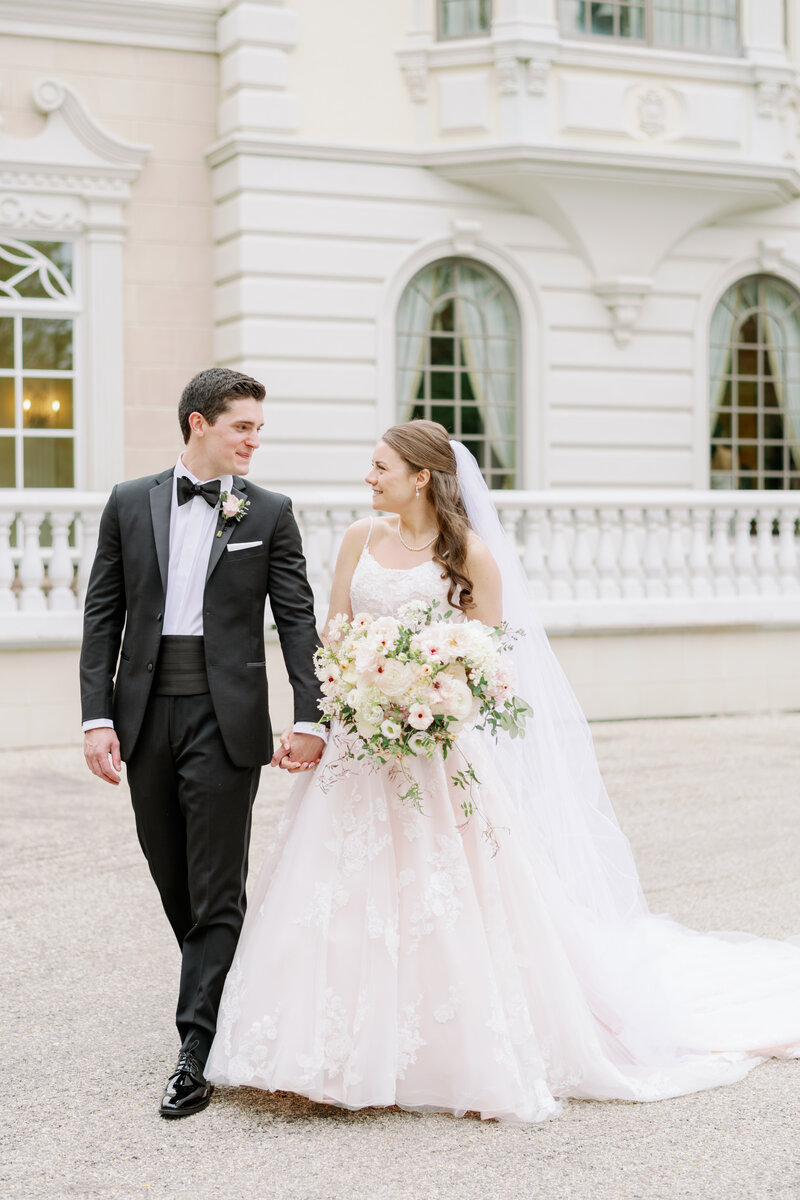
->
xmin=313 ymin=599 xmax=532 ymax=841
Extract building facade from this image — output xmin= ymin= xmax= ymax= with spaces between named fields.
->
xmin=1 ymin=0 xmax=799 ymax=744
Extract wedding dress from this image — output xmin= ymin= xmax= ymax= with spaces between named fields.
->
xmin=206 ymin=513 xmax=800 ymax=1123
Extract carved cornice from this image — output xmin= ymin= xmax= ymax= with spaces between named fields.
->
xmin=0 ymin=0 xmax=221 ymax=53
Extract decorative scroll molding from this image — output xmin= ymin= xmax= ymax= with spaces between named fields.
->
xmin=637 ymin=88 xmax=669 ymax=137
xmin=0 ymin=195 xmax=84 ymax=233
xmin=398 ymin=51 xmax=429 ymax=104
xmin=526 ymin=58 xmax=549 ymax=96
xmin=495 ymin=54 xmax=520 ymax=96
xmin=593 ymin=277 xmax=652 ymax=348
xmin=33 ymin=80 xmax=150 ymax=169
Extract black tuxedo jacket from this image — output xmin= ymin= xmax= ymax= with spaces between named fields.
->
xmin=79 ymin=468 xmax=322 ymax=767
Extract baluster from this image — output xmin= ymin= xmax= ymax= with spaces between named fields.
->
xmin=619 ymin=508 xmax=644 ymax=599
xmin=709 ymin=506 xmax=735 ymax=597
xmin=547 ymin=507 xmax=573 ymax=601
xmin=688 ymin=507 xmax=712 ymax=597
xmin=329 ymin=509 xmax=352 ymax=581
xmin=76 ymin=510 xmax=100 ymax=607
xmin=0 ymin=509 xmax=16 ymax=611
xmin=18 ymin=509 xmax=46 ymax=611
xmin=595 ymin=507 xmax=620 ymax=599
xmin=642 ymin=508 xmax=667 ymax=598
xmin=48 ymin=510 xmax=77 ymax=610
xmin=572 ymin=507 xmax=596 ymax=601
xmin=776 ymin=508 xmax=799 ymax=595
xmin=754 ymin=506 xmax=778 ymax=595
xmin=299 ymin=506 xmax=329 ymax=619
xmin=520 ymin=508 xmax=549 ymax=602
xmin=664 ymin=508 xmax=689 ymax=598
xmin=731 ymin=505 xmax=756 ymax=596
xmin=498 ymin=505 xmax=524 ymax=556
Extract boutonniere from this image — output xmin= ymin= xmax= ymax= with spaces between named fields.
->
xmin=216 ymin=491 xmax=251 ymax=537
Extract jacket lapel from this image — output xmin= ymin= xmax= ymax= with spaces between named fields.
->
xmin=148 ymin=472 xmax=174 ymax=595
xmin=205 ymin=477 xmax=248 ymax=583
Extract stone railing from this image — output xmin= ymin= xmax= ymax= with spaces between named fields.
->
xmin=1 ymin=487 xmax=799 ymax=643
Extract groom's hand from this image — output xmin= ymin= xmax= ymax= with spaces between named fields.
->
xmin=273 ymin=731 xmax=324 ymax=772
xmin=84 ymin=728 xmax=122 ymax=786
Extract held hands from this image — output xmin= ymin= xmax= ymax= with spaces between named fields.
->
xmin=84 ymin=727 xmax=122 ymax=786
xmin=271 ymin=729 xmax=324 ymax=772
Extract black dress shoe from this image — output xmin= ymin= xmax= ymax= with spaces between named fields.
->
xmin=159 ymin=1047 xmax=214 ymax=1119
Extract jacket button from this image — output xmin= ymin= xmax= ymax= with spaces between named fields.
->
xmin=147 ymin=662 xmax=153 ymax=672
xmin=156 ymin=612 xmax=163 ymax=621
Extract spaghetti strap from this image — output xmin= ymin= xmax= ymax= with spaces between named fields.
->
xmin=363 ymin=516 xmax=375 ymax=550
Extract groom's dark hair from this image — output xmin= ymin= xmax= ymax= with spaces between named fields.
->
xmin=179 ymin=367 xmax=265 ymax=443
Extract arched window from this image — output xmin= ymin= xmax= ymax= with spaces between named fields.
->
xmin=396 ymin=258 xmax=519 ymax=489
xmin=710 ymin=275 xmax=800 ymax=491
xmin=0 ymin=238 xmax=76 ymax=489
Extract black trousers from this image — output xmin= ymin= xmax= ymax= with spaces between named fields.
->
xmin=126 ymin=691 xmax=260 ymax=1063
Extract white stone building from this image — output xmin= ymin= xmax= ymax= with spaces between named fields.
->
xmin=1 ymin=0 xmax=799 ymax=746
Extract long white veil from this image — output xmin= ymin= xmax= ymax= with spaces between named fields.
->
xmin=452 ymin=440 xmax=800 ymax=1081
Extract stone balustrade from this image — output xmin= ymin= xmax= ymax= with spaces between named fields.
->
xmin=1 ymin=487 xmax=799 ymax=643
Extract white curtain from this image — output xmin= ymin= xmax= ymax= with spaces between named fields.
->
xmin=761 ymin=279 xmax=800 ymax=471
xmin=455 ymin=264 xmax=516 ymax=474
xmin=709 ymin=292 xmax=738 ymax=425
xmin=396 ymin=279 xmax=432 ymax=421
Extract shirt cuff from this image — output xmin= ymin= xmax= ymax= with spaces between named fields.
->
xmin=83 ymin=719 xmax=115 ymax=732
xmin=292 ymin=721 xmax=328 ymax=743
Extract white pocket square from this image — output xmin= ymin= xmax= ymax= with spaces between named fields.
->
xmin=227 ymin=540 xmax=263 ymax=552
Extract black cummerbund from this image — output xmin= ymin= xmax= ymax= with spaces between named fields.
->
xmin=153 ymin=635 xmax=209 ymax=696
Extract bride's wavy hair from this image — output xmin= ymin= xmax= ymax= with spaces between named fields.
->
xmin=381 ymin=419 xmax=474 ymax=611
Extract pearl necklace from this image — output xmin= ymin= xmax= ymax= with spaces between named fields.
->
xmin=397 ymin=520 xmax=438 ymax=552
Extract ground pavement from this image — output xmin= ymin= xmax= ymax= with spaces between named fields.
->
xmin=2 ymin=713 xmax=800 ymax=1200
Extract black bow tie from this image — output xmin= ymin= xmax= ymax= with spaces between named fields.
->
xmin=177 ymin=476 xmax=221 ymax=508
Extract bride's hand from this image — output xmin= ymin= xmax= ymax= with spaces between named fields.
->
xmin=270 ymin=729 xmax=292 ymax=769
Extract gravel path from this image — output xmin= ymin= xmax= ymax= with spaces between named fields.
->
xmin=3 ymin=713 xmax=800 ymax=1199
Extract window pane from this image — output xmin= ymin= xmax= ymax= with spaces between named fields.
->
xmin=683 ymin=13 xmax=709 ymax=50
xmin=440 ymin=0 xmax=491 ymax=38
xmin=620 ymin=4 xmax=645 ymax=38
xmin=22 ymin=318 xmax=73 ymax=371
xmin=430 ymin=371 xmax=456 ymax=401
xmin=430 ymin=405 xmax=456 ymax=432
xmin=23 ymin=436 xmax=74 ymax=488
xmin=0 ymin=437 xmax=14 ymax=486
xmin=590 ymin=3 xmax=615 ymax=36
xmin=0 ymin=317 xmax=13 ymax=368
xmin=429 ymin=336 xmax=456 ymax=367
xmin=0 ymin=378 xmax=14 ymax=427
xmin=28 ymin=241 xmax=73 ymax=288
xmin=22 ymin=379 xmax=73 ymax=430
xmin=0 ymin=240 xmax=73 ymax=300
xmin=709 ymin=15 xmax=737 ymax=52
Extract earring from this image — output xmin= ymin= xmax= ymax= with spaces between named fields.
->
xmin=415 ymin=485 xmax=420 ymax=498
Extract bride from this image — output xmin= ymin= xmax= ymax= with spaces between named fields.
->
xmin=205 ymin=419 xmax=800 ymax=1122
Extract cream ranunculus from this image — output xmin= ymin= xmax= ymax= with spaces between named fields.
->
xmin=374 ymin=658 xmax=414 ymax=701
xmin=380 ymin=718 xmax=402 ymax=740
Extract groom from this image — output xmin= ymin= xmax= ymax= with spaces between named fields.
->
xmin=80 ymin=367 xmax=324 ymax=1117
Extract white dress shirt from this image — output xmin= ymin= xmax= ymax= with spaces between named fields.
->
xmin=84 ymin=454 xmax=324 ymax=742
xmin=162 ymin=456 xmax=232 ymax=636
